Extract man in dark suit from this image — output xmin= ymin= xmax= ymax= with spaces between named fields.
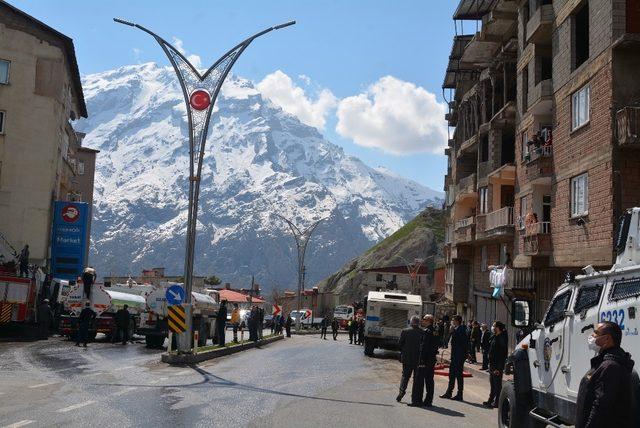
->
xmin=484 ymin=321 xmax=508 ymax=408
xmin=440 ymin=315 xmax=468 ymax=401
xmin=396 ymin=316 xmax=423 ymax=404
xmin=480 ymin=323 xmax=491 ymax=370
xmin=414 ymin=314 xmax=440 ymax=407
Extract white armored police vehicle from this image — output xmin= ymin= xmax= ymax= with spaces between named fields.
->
xmin=363 ymin=291 xmax=423 ymax=356
xmin=498 ymin=208 xmax=640 ymax=427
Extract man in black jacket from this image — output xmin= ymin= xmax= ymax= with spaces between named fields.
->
xmin=441 ymin=315 xmax=468 ymax=401
xmin=480 ymin=323 xmax=491 ymax=370
xmin=37 ymin=299 xmax=52 ymax=340
xmin=484 ymin=321 xmax=507 ymax=407
xmin=115 ymin=305 xmax=130 ymax=345
xmin=331 ymin=317 xmax=339 ymax=340
xmin=76 ymin=302 xmax=96 ymax=347
xmin=397 ymin=316 xmax=423 ymax=404
xmin=413 ymin=314 xmax=440 ymax=407
xmin=575 ymin=321 xmax=635 ymax=428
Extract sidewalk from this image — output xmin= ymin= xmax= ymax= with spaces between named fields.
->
xmin=435 ymin=347 xmax=513 ymax=382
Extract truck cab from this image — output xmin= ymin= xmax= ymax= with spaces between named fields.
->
xmin=499 ymin=208 xmax=640 ymax=427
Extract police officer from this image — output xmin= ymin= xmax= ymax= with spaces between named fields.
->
xmin=413 ymin=314 xmax=440 ymax=407
xmin=397 ymin=315 xmax=423 ymax=404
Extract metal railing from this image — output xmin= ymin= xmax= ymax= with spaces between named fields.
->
xmin=485 ymin=206 xmax=514 ymax=230
xmin=527 ymin=145 xmax=552 ymax=163
xmin=616 ymin=106 xmax=640 ymax=146
xmin=525 ymin=221 xmax=551 ymax=236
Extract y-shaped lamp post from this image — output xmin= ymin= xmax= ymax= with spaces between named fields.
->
xmin=114 ymin=18 xmax=295 ymax=352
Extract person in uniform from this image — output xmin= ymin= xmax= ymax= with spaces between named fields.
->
xmin=440 ymin=315 xmax=468 ymax=401
xmin=397 ymin=316 xmax=423 ymax=405
xmin=413 ymin=314 xmax=440 ymax=407
xmin=331 ymin=317 xmax=339 ymax=340
xmin=484 ymin=321 xmax=507 ymax=407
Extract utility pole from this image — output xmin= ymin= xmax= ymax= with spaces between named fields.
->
xmin=276 ymin=215 xmax=324 ymax=330
xmin=115 ymin=18 xmax=295 ymax=353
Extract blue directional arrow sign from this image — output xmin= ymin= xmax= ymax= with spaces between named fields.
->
xmin=166 ymin=284 xmax=186 ymax=306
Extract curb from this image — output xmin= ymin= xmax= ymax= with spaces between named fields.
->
xmin=161 ymin=335 xmax=284 ymax=365
xmin=290 ymin=330 xmax=349 ymax=336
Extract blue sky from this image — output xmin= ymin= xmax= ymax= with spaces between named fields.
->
xmin=10 ymin=0 xmax=460 ymax=191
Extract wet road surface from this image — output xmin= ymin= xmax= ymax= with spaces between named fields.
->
xmin=0 ymin=334 xmax=498 ymax=427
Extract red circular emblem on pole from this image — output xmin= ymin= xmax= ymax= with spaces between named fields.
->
xmin=61 ymin=205 xmax=80 ymax=223
xmin=189 ymin=90 xmax=211 ymax=111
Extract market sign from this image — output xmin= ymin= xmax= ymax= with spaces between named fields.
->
xmin=51 ymin=201 xmax=89 ymax=281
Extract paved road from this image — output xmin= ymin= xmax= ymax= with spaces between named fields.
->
xmin=0 ymin=334 xmax=498 ymax=428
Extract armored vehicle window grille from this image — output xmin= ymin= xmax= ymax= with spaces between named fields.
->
xmin=610 ymin=278 xmax=640 ymax=301
xmin=574 ymin=285 xmax=602 ymax=313
xmin=380 ymin=308 xmax=408 ymax=329
xmin=544 ymin=290 xmax=572 ymax=327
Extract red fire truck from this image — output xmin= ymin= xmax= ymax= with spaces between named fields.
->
xmin=0 ymin=273 xmax=39 ymax=336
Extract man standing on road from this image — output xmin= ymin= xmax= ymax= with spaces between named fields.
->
xmin=320 ymin=317 xmax=328 ymax=340
xmin=231 ymin=303 xmax=240 ymax=343
xmin=217 ymin=300 xmax=228 ymax=347
xmin=480 ymin=323 xmax=491 ymax=371
xmin=397 ymin=315 xmax=423 ymax=405
xmin=440 ymin=315 xmax=468 ymax=401
xmin=575 ymin=321 xmax=635 ymax=428
xmin=414 ymin=314 xmax=440 ymax=407
xmin=285 ymin=313 xmax=292 ymax=337
xmin=331 ymin=317 xmax=339 ymax=340
xmin=357 ymin=318 xmax=365 ymax=345
xmin=37 ymin=299 xmax=52 ymax=340
xmin=348 ymin=317 xmax=358 ymax=344
xmin=471 ymin=321 xmax=482 ymax=363
xmin=76 ymin=302 xmax=96 ymax=347
xmin=484 ymin=321 xmax=507 ymax=408
xmin=115 ymin=304 xmax=130 ymax=345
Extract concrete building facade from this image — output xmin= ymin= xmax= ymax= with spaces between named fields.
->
xmin=443 ymin=0 xmax=640 ymax=335
xmin=0 ymin=2 xmax=97 ymax=269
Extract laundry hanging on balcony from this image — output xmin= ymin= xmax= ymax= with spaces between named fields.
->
xmin=489 ymin=266 xmax=513 ymax=298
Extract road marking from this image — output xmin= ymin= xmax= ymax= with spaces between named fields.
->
xmin=3 ymin=420 xmax=35 ymax=428
xmin=57 ymin=400 xmax=96 ymax=413
xmin=28 ymin=382 xmax=56 ymax=388
xmin=111 ymin=387 xmax=137 ymax=397
xmin=113 ymin=366 xmax=133 ymax=371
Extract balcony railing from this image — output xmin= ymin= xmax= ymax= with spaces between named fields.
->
xmin=456 ymin=174 xmax=477 ymax=199
xmin=527 ymin=145 xmax=553 ymax=163
xmin=511 ymin=268 xmax=565 ymax=290
xmin=524 ymin=221 xmax=551 ymax=236
xmin=616 ymin=106 xmax=640 ymax=146
xmin=455 ymin=225 xmax=475 ymax=244
xmin=485 ymin=206 xmax=514 ymax=231
xmin=455 ymin=216 xmax=475 ymax=230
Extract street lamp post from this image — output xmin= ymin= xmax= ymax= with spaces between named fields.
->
xmin=276 ymin=215 xmax=324 ymax=330
xmin=115 ymin=18 xmax=295 ymax=352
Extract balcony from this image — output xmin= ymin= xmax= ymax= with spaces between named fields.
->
xmin=522 ymin=221 xmax=552 ymax=256
xmin=523 ymin=146 xmax=553 ymax=184
xmin=511 ymin=268 xmax=565 ymax=291
xmin=616 ymin=106 xmax=640 ymax=146
xmin=525 ymin=4 xmax=554 ymax=45
xmin=457 ymin=135 xmax=478 ymax=158
xmin=485 ymin=206 xmax=514 ymax=235
xmin=456 ymin=174 xmax=477 ymax=202
xmin=455 ymin=215 xmax=475 ymax=230
xmin=455 ymin=216 xmax=475 ymax=244
xmin=445 ymin=262 xmax=470 ymax=304
xmin=527 ymin=79 xmax=553 ymax=115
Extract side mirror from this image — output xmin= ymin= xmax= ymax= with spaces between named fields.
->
xmin=512 ymin=299 xmax=532 ymax=327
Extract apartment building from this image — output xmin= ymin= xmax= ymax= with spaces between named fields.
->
xmin=0 ymin=2 xmax=97 ymax=267
xmin=444 ymin=0 xmax=640 ymax=331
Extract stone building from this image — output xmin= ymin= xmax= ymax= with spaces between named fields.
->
xmin=0 ymin=2 xmax=98 ymax=268
xmin=443 ymin=0 xmax=640 ymax=332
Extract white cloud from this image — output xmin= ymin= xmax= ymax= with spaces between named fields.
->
xmin=336 ymin=76 xmax=448 ymax=155
xmin=172 ymin=37 xmax=202 ymax=69
xmin=298 ymin=74 xmax=312 ymax=85
xmin=132 ymin=48 xmax=141 ymax=63
xmin=256 ymin=70 xmax=337 ymax=130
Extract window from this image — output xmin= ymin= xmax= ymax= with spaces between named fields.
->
xmin=521 ymin=131 xmax=529 ymax=161
xmin=574 ymin=284 xmax=602 ymax=313
xmin=571 ymin=173 xmax=588 ymax=217
xmin=78 ymin=161 xmax=85 ymax=175
xmin=0 ymin=111 xmax=4 ymax=134
xmin=541 ymin=56 xmax=552 ymax=82
xmin=481 ymin=246 xmax=488 ymax=272
xmin=479 ymin=187 xmax=489 ymax=214
xmin=610 ymin=278 xmax=640 ymax=301
xmin=376 ymin=274 xmax=383 ymax=282
xmin=522 ymin=66 xmax=529 ymax=114
xmin=519 ymin=195 xmax=529 ymax=230
xmin=544 ymin=290 xmax=572 ymax=326
xmin=542 ymin=194 xmax=552 ymax=223
xmin=480 ymin=135 xmax=489 ymax=163
xmin=574 ymin=2 xmax=589 ymax=69
xmin=0 ymin=60 xmax=9 ymax=84
xmin=572 ymin=84 xmax=590 ymax=130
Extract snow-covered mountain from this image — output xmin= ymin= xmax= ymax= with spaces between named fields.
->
xmin=76 ymin=63 xmax=443 ymax=290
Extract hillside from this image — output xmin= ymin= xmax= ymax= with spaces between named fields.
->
xmin=316 ymin=207 xmax=445 ymax=301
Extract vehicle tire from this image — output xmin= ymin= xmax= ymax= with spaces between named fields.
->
xmin=498 ymin=382 xmax=530 ymax=428
xmin=364 ymin=339 xmax=375 ymax=357
xmin=145 ymin=335 xmax=165 ymax=348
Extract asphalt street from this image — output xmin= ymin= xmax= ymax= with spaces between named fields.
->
xmin=0 ymin=333 xmax=498 ymax=428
